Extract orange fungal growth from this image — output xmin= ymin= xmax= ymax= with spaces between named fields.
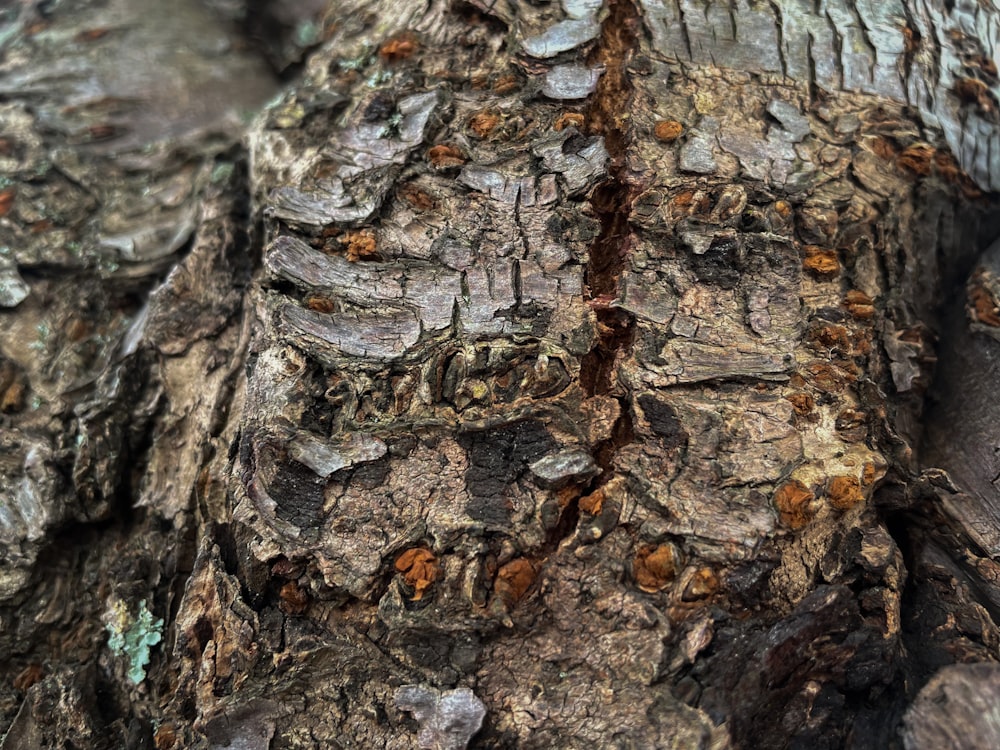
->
xmin=395 ymin=548 xmax=440 ymax=601
xmin=827 ymin=475 xmax=865 ymax=510
xmin=773 ymin=480 xmax=815 ymax=530
xmin=427 ymin=143 xmax=466 ymax=168
xmin=379 ymin=32 xmax=418 ymax=62
xmin=802 ymin=245 xmax=840 ymax=278
xmin=653 ymin=120 xmax=683 ymax=143
xmin=341 ymin=230 xmax=377 ymax=261
xmin=494 ymin=558 xmax=537 ymax=605
xmin=468 ymin=111 xmax=501 ymax=138
xmin=633 ymin=544 xmax=679 ymax=592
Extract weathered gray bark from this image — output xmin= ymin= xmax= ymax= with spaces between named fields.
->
xmin=3 ymin=0 xmax=1000 ymax=748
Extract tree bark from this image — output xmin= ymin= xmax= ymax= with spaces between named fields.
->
xmin=2 ymin=0 xmax=1000 ymax=748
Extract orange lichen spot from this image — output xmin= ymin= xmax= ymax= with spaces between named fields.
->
xmin=786 ymin=392 xmax=815 ymax=416
xmin=554 ymin=112 xmax=585 ymax=131
xmin=968 ymin=270 xmax=1000 ymax=326
xmin=397 ymin=182 xmax=436 ymax=210
xmin=379 ymin=32 xmax=418 ymax=62
xmin=896 ymin=143 xmax=934 ymax=176
xmin=653 ymin=120 xmax=683 ymax=143
xmin=12 ymin=663 xmax=43 ymax=692
xmin=494 ymin=558 xmax=536 ymax=605
xmin=154 ymin=724 xmax=178 ymax=750
xmin=0 ymin=187 xmax=14 ymax=217
xmin=341 ymin=230 xmax=377 ymax=261
xmin=579 ymin=487 xmax=606 ymax=515
xmin=633 ymin=544 xmax=679 ymax=592
xmin=773 ymin=480 xmax=815 ymax=530
xmin=395 ymin=548 xmax=440 ymax=601
xmin=870 ymin=136 xmax=897 ymax=161
xmin=306 ymin=295 xmax=336 ymax=313
xmin=802 ymin=245 xmax=840 ymax=278
xmin=469 ymin=73 xmax=490 ymax=89
xmin=773 ymin=200 xmax=793 ymax=219
xmin=827 ymin=475 xmax=865 ymax=510
xmin=843 ymin=290 xmax=876 ymax=320
xmin=468 ymin=111 xmax=501 ymax=138
xmin=682 ymin=567 xmax=719 ymax=601
xmin=427 ymin=143 xmax=466 ymax=168
xmin=493 ymin=74 xmax=520 ymax=94
xmin=278 ymin=581 xmax=310 ymax=615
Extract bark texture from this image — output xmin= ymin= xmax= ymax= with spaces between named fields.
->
xmin=3 ymin=0 xmax=1000 ymax=748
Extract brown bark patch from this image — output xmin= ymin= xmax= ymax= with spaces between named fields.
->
xmin=553 ymin=112 xmax=585 ymax=131
xmin=835 ymin=409 xmax=868 ymax=443
xmin=802 ymin=246 xmax=840 ymax=278
xmin=653 ymin=119 xmax=683 ymax=143
xmin=305 ymin=295 xmax=336 ymax=313
xmin=953 ymin=76 xmax=996 ymax=114
xmin=870 ymin=136 xmax=898 ymax=161
xmin=278 ymin=581 xmax=310 ymax=615
xmin=341 ymin=229 xmax=378 ymax=261
xmin=12 ymin=663 xmax=44 ymax=692
xmin=786 ymin=393 xmax=815 ymax=417
xmin=843 ymin=290 xmax=876 ymax=320
xmin=154 ymin=724 xmax=178 ymax=750
xmin=633 ymin=544 xmax=679 ymax=592
xmin=494 ymin=558 xmax=536 ymax=605
xmin=805 ymin=361 xmax=857 ymax=391
xmin=379 ymin=32 xmax=418 ymax=62
xmin=896 ymin=143 xmax=934 ymax=176
xmin=807 ymin=322 xmax=852 ymax=354
xmin=682 ymin=567 xmax=719 ymax=601
xmin=827 ymin=475 xmax=864 ymax=510
xmin=773 ymin=480 xmax=815 ymax=530
xmin=492 ymin=74 xmax=520 ymax=93
xmin=579 ymin=487 xmax=605 ymax=515
xmin=427 ymin=143 xmax=466 ymax=168
xmin=397 ymin=182 xmax=436 ymax=210
xmin=395 ymin=548 xmax=440 ymax=601
xmin=468 ymin=111 xmax=501 ymax=138
xmin=969 ymin=269 xmax=1000 ymax=326
xmin=0 ymin=187 xmax=15 ymax=216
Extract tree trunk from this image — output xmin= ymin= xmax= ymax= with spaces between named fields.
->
xmin=2 ymin=0 xmax=1000 ymax=748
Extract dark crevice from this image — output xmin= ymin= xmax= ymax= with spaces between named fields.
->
xmin=579 ymin=0 xmax=640 ymax=494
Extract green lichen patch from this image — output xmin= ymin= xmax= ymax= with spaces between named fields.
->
xmin=105 ymin=599 xmax=164 ymax=685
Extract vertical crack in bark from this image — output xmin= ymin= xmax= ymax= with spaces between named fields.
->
xmin=581 ymin=0 xmax=640 ymax=483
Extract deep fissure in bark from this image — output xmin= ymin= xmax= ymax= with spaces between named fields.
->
xmin=581 ymin=0 xmax=639 ymax=485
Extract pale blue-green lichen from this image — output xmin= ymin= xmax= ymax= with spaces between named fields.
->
xmin=105 ymin=599 xmax=164 ymax=685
